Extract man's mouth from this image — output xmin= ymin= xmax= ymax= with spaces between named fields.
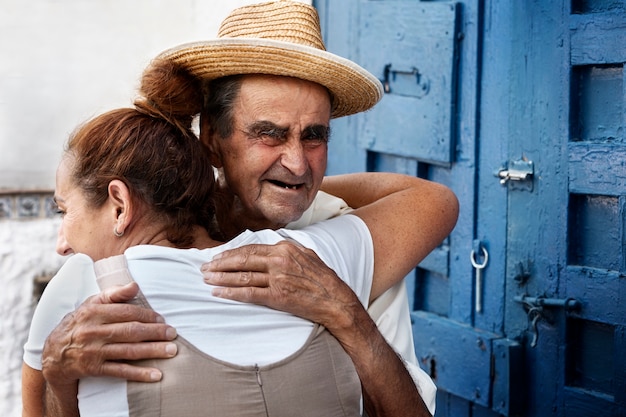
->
xmin=268 ymin=180 xmax=303 ymax=190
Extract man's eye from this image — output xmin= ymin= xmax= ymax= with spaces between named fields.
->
xmin=259 ymin=131 xmax=284 ymax=145
xmin=302 ymin=132 xmax=329 ymax=146
xmin=302 ymin=138 xmax=327 ymax=148
xmin=302 ymin=126 xmax=330 ymax=146
xmin=259 ymin=130 xmax=277 ymax=137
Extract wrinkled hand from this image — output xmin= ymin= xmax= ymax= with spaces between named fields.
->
xmin=201 ymin=241 xmax=363 ymax=333
xmin=41 ymin=282 xmax=178 ymax=388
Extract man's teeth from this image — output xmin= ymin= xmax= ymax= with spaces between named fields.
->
xmin=271 ymin=180 xmax=299 ymax=189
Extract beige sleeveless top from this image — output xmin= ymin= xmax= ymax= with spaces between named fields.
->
xmin=94 ymin=255 xmax=362 ymax=417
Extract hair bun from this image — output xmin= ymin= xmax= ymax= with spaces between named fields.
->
xmin=135 ymin=59 xmax=203 ymax=129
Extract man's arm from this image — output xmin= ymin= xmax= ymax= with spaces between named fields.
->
xmin=203 ymin=242 xmax=432 ymax=417
xmin=368 ymin=283 xmax=437 ymax=415
xmin=35 ymin=282 xmax=177 ymax=416
xmin=336 ymin=294 xmax=430 ymax=417
xmin=42 ymin=379 xmax=79 ymax=417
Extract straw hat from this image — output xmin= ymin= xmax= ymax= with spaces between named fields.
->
xmin=155 ymin=0 xmax=383 ymax=119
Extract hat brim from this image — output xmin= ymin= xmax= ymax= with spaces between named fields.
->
xmin=156 ymin=38 xmax=383 ymax=119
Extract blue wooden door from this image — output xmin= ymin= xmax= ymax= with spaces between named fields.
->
xmin=317 ymin=0 xmax=626 ymax=416
xmin=495 ymin=1 xmax=626 ymax=416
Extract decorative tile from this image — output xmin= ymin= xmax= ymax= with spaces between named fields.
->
xmin=0 ymin=192 xmax=55 ymax=221
xmin=0 ymin=197 xmax=11 ymax=219
xmin=18 ymin=195 xmax=41 ymax=218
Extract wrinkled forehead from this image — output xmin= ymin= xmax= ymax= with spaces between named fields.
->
xmin=238 ymin=74 xmax=331 ymax=96
xmin=235 ymin=74 xmax=332 ymax=127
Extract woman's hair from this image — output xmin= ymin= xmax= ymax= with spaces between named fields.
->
xmin=65 ymin=60 xmax=215 ymax=247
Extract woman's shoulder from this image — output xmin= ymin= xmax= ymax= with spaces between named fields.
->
xmin=50 ymin=253 xmax=96 ymax=287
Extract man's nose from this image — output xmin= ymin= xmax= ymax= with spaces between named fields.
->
xmin=280 ymin=140 xmax=307 ymax=176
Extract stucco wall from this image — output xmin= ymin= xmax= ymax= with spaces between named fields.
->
xmin=0 ymin=217 xmax=63 ymax=416
xmin=0 ymin=1 xmax=309 ymax=415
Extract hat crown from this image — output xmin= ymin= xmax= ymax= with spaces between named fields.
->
xmin=217 ymin=1 xmax=326 ymax=51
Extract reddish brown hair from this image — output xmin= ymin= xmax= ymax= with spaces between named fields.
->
xmin=66 ymin=61 xmax=214 ymax=247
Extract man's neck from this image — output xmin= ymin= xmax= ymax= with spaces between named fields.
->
xmin=216 ymin=198 xmax=286 ymax=240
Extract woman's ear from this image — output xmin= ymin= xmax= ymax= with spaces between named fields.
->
xmin=107 ymin=180 xmax=133 ymax=236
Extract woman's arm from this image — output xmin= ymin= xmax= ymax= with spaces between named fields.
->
xmin=22 ymin=364 xmax=45 ymax=417
xmin=324 ymin=172 xmax=459 ymax=300
xmin=321 ymin=172 xmax=434 ymax=209
xmin=21 ymin=362 xmax=78 ymax=417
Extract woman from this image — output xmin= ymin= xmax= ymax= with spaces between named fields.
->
xmin=21 ymin=66 xmax=457 ymax=416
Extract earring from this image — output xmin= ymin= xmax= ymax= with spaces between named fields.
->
xmin=113 ymin=225 xmax=124 ymax=237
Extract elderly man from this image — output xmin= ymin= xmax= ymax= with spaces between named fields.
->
xmin=32 ymin=2 xmax=456 ymax=416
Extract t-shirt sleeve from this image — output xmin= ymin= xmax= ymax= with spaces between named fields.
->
xmin=278 ymin=214 xmax=374 ymax=307
xmin=23 ymin=254 xmax=98 ymax=370
xmin=287 ymin=191 xmax=353 ymax=229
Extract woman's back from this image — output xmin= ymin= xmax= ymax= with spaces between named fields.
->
xmin=26 ymin=215 xmax=373 ymax=416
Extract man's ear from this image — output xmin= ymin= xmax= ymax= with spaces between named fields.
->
xmin=199 ymin=113 xmax=224 ymax=168
xmin=107 ymin=180 xmax=133 ymax=235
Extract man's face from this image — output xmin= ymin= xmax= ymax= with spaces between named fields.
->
xmin=213 ymin=75 xmax=331 ymax=229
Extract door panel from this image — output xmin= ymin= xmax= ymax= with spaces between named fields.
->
xmin=502 ymin=1 xmax=626 ymax=415
xmin=563 ymin=7 xmax=626 ymax=412
xmin=358 ymin=1 xmax=460 ymax=165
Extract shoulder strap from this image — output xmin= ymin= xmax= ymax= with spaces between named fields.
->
xmin=93 ymin=254 xmax=150 ymax=309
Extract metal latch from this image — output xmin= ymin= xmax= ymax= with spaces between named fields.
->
xmin=514 ymin=294 xmax=581 ymax=347
xmin=496 ymin=159 xmax=534 ymax=190
xmin=513 ymin=295 xmax=581 ymax=311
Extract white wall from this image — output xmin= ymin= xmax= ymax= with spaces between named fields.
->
xmin=0 ymin=1 xmax=309 ymax=415
xmin=0 ymin=0 xmax=280 ymax=191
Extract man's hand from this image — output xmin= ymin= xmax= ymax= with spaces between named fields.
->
xmin=42 ymin=281 xmax=178 ymax=386
xmin=201 ymin=241 xmax=362 ymax=335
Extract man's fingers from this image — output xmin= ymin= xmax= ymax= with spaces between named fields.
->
xmin=97 ymin=282 xmax=140 ymax=304
xmin=203 ymin=241 xmax=307 ymax=272
xmin=203 ymin=270 xmax=269 ymax=288
xmin=83 ymin=322 xmax=177 ymax=344
xmin=79 ymin=298 xmax=166 ymax=325
xmin=99 ymin=361 xmax=163 ymax=383
xmin=211 ymin=286 xmax=269 ymax=304
xmin=102 ymin=341 xmax=178 ymax=362
xmin=203 ymin=246 xmax=270 ymax=273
